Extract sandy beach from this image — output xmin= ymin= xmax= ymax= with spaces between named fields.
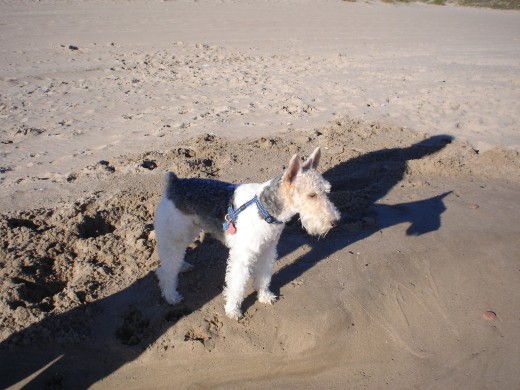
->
xmin=1 ymin=1 xmax=520 ymax=389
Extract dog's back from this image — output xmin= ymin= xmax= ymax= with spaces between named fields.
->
xmin=163 ymin=172 xmax=237 ymax=235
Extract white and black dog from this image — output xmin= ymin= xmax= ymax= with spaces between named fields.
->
xmin=154 ymin=147 xmax=340 ymax=320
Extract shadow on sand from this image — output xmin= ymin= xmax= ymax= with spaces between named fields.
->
xmin=0 ymin=135 xmax=452 ymax=389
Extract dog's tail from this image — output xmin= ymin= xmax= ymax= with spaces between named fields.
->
xmin=164 ymin=171 xmax=178 ymax=187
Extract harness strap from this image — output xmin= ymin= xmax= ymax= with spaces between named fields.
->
xmin=223 ymin=195 xmax=282 ymax=232
xmin=254 ymin=196 xmax=282 ymax=224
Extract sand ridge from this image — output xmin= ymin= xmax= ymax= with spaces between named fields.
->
xmin=1 ymin=119 xmax=520 ymax=388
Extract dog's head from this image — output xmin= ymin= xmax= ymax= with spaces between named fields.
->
xmin=281 ymin=147 xmax=340 ymax=236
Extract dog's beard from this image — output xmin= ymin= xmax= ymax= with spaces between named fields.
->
xmin=300 ymin=215 xmax=334 ymax=237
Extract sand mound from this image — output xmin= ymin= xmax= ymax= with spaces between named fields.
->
xmin=1 ymin=117 xmax=520 ymax=388
xmin=1 ymin=117 xmax=518 ymax=343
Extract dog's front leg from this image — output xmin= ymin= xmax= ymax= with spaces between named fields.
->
xmin=223 ymin=246 xmax=256 ymax=320
xmin=252 ymin=244 xmax=277 ymax=305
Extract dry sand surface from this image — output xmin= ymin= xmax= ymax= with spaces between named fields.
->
xmin=1 ymin=0 xmax=520 ymax=389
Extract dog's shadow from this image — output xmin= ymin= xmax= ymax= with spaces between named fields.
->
xmin=0 ymin=135 xmax=453 ymax=389
xmin=245 ymin=134 xmax=454 ymax=310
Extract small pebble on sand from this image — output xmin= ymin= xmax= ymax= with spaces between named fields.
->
xmin=483 ymin=311 xmax=496 ymax=321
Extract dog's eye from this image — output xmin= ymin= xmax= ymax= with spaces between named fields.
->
xmin=308 ymin=193 xmax=317 ymax=198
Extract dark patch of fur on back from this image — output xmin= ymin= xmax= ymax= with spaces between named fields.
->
xmin=167 ymin=177 xmax=237 ymax=232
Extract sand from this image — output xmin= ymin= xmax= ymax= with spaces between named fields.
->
xmin=1 ymin=1 xmax=520 ymax=389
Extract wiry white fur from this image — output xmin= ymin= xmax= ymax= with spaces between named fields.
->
xmin=154 ymin=148 xmax=340 ymax=320
xmin=154 ymin=197 xmax=201 ymax=305
xmin=222 ymin=182 xmax=285 ymax=319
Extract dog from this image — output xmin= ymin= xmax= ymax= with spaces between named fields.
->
xmin=154 ymin=147 xmax=340 ymax=320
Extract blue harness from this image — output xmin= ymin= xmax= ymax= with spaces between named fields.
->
xmin=223 ymin=195 xmax=282 ymax=233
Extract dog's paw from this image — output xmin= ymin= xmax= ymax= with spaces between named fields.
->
xmin=163 ymin=290 xmax=183 ymax=305
xmin=224 ymin=305 xmax=243 ymax=321
xmin=257 ymin=289 xmax=277 ymax=305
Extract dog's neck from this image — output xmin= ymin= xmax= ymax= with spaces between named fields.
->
xmin=258 ymin=175 xmax=293 ymax=223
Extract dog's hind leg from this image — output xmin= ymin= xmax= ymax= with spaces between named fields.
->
xmin=154 ymin=198 xmax=200 ymax=305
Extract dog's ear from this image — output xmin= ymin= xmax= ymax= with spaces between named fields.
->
xmin=302 ymin=147 xmax=321 ymax=171
xmin=283 ymin=154 xmax=301 ymax=185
